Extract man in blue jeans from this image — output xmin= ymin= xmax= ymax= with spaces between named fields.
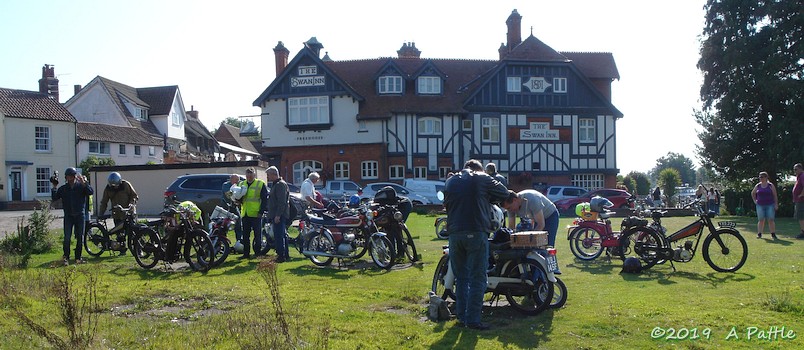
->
xmin=443 ymin=159 xmax=508 ymax=330
xmin=51 ymin=167 xmax=94 ymax=265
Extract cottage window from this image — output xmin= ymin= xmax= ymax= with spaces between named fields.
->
xmin=289 ymin=96 xmax=330 ymax=125
xmin=89 ymin=141 xmax=110 ymax=155
xmin=389 ymin=165 xmax=405 ymax=179
xmin=439 ymin=167 xmax=452 ymax=180
xmin=35 ymin=126 xmax=50 ymax=152
xmin=414 ymin=167 xmax=427 ymax=179
xmin=553 ymin=77 xmax=567 ymax=93
xmin=36 ymin=167 xmax=51 ymax=195
xmin=171 ymin=111 xmax=181 ymax=126
xmin=148 ymin=146 xmax=156 ymax=157
xmin=507 ymin=77 xmax=521 ymax=92
xmin=579 ymin=118 xmax=596 ymax=143
xmin=293 ymin=160 xmax=323 ymax=185
xmin=417 ymin=118 xmax=441 ymax=135
xmin=134 ymin=145 xmax=141 ymax=156
xmin=119 ymin=144 xmax=126 ymax=155
xmin=481 ymin=118 xmax=500 ymax=143
xmin=572 ymin=174 xmax=604 ymax=190
xmin=417 ymin=76 xmax=441 ymax=94
xmin=334 ymin=162 xmax=350 ymax=180
xmin=379 ymin=76 xmax=403 ymax=94
xmin=361 ymin=161 xmax=378 ymax=179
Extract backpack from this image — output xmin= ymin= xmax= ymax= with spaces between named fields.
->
xmin=288 ymin=196 xmax=306 ymax=221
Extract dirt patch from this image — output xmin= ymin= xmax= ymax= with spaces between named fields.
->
xmin=109 ymin=295 xmax=240 ymax=324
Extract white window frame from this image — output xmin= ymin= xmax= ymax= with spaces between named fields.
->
xmin=293 ymin=160 xmax=323 ymax=185
xmin=358 ymin=121 xmax=368 ymax=132
xmin=572 ymin=174 xmax=604 ymax=190
xmin=507 ymin=77 xmax=521 ymax=92
xmin=417 ymin=76 xmax=441 ymax=94
xmin=414 ymin=166 xmax=427 ymax=179
xmin=288 ymin=96 xmax=330 ymax=125
xmin=553 ymin=77 xmax=567 ymax=93
xmin=361 ymin=161 xmax=378 ymax=179
xmin=481 ymin=118 xmax=500 ymax=143
xmin=417 ymin=117 xmax=442 ymax=136
xmin=36 ymin=167 xmax=51 ymax=195
xmin=579 ymin=118 xmax=596 ymax=143
xmin=171 ymin=111 xmax=181 ymax=126
xmin=439 ymin=167 xmax=452 ymax=180
xmin=389 ymin=165 xmax=405 ymax=180
xmin=89 ymin=141 xmax=111 ymax=155
xmin=148 ymin=146 xmax=156 ymax=157
xmin=119 ymin=144 xmax=126 ymax=156
xmin=379 ymin=76 xmax=403 ymax=94
xmin=35 ymin=125 xmax=50 ymax=152
xmin=334 ymin=162 xmax=350 ymax=180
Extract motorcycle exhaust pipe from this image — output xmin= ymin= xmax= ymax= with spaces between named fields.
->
xmin=301 ymin=250 xmax=347 ymax=258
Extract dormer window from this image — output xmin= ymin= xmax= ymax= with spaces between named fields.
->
xmin=135 ymin=108 xmax=148 ymax=120
xmin=379 ymin=76 xmax=403 ymax=94
xmin=171 ymin=111 xmax=181 ymax=126
xmin=417 ymin=76 xmax=441 ymax=95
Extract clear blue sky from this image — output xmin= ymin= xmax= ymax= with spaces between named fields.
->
xmin=0 ymin=0 xmax=707 ymax=175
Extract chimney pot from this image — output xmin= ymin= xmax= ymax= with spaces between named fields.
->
xmin=273 ymin=41 xmax=290 ymax=77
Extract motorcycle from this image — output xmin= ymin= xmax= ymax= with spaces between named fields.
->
xmin=207 ymin=203 xmax=239 ymax=267
xmin=373 ymin=202 xmax=418 ymax=264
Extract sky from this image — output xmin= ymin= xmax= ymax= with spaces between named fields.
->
xmin=0 ymin=0 xmax=708 ymax=175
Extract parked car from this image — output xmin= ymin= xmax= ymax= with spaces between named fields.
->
xmin=544 ymin=185 xmax=588 ymax=202
xmin=321 ymin=180 xmax=362 ymax=200
xmin=361 ymin=183 xmax=431 ymax=205
xmin=164 ymin=173 xmax=245 ymax=222
xmin=553 ymin=188 xmax=634 ymax=215
xmin=402 ymin=179 xmax=446 ymax=205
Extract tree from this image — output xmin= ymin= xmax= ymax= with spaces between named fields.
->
xmin=79 ymin=156 xmax=115 ymax=177
xmin=696 ymin=0 xmax=804 ymax=184
xmin=623 ymin=171 xmax=651 ymax=196
xmin=657 ymin=168 xmax=681 ymax=205
xmin=650 ymin=152 xmax=697 ymax=186
xmin=214 ymin=117 xmax=261 ymax=141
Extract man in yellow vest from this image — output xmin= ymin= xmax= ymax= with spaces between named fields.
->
xmin=239 ymin=167 xmax=268 ymax=258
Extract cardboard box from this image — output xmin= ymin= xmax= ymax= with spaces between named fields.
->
xmin=510 ymin=231 xmax=549 ymax=248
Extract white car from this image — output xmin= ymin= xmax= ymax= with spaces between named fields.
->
xmin=544 ymin=186 xmax=588 ymax=202
xmin=361 ymin=183 xmax=431 ymax=205
xmin=403 ymin=179 xmax=446 ymax=205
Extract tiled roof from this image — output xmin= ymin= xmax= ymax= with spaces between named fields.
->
xmin=137 ymin=86 xmax=177 ymax=115
xmin=76 ymin=122 xmax=163 ymax=145
xmin=0 ymin=87 xmax=75 ymax=122
xmin=214 ymin=124 xmax=259 ymax=153
xmin=505 ymin=35 xmax=569 ymax=62
xmin=94 ymin=76 xmax=169 ymax=136
xmin=561 ymin=52 xmax=620 ymax=80
xmin=184 ymin=115 xmax=220 ymax=154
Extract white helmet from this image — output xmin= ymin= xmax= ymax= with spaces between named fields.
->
xmin=490 ymin=204 xmax=504 ymax=232
xmin=230 ymin=184 xmax=246 ymax=200
xmin=233 ymin=241 xmax=245 ymax=254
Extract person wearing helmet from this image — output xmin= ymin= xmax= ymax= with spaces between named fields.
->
xmin=589 ymin=196 xmax=614 ymax=213
xmin=501 ymin=189 xmax=560 ymax=248
xmin=222 ymin=173 xmax=243 ymax=242
xmin=51 ymin=167 xmax=94 ymax=265
xmin=442 ymin=159 xmax=509 ymax=330
xmin=98 ymin=172 xmax=138 ymax=254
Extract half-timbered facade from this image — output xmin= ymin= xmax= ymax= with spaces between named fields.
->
xmin=254 ymin=9 xmax=622 ymax=190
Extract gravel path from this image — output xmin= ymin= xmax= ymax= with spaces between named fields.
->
xmin=0 ymin=210 xmax=64 ymax=239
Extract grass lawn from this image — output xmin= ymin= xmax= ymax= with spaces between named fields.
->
xmin=1 ymin=212 xmax=802 ymax=349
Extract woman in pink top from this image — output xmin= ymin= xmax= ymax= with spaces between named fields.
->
xmin=751 ymin=171 xmax=778 ymax=239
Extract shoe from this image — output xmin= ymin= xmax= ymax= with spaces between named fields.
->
xmin=75 ymin=258 xmax=86 ymax=264
xmin=756 ymin=233 xmax=762 ymax=239
xmin=465 ymin=322 xmax=491 ymax=330
xmin=62 ymin=257 xmax=69 ymax=266
xmin=796 ymin=232 xmax=804 ymax=240
xmin=771 ymin=233 xmax=777 ymax=240
xmin=119 ymin=250 xmax=127 ymax=256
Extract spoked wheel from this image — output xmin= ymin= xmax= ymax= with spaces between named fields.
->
xmin=256 ymin=222 xmax=274 ymax=256
xmin=305 ymin=232 xmax=335 ymax=267
xmin=132 ymin=228 xmax=161 ymax=269
xmin=184 ymin=229 xmax=214 ymax=272
xmin=703 ymin=230 xmax=748 ymax=272
xmin=618 ymin=227 xmax=665 ymax=270
xmin=351 ymin=230 xmax=369 ymax=259
xmin=503 ymin=259 xmax=553 ymax=316
xmin=369 ymin=234 xmax=395 ymax=269
xmin=435 ymin=217 xmax=448 ymax=240
xmin=431 ymin=255 xmax=455 ymax=300
xmin=568 ymin=227 xmax=604 ymax=260
xmin=401 ymin=224 xmax=418 ymax=262
xmin=84 ymin=223 xmax=107 ymax=257
xmin=210 ymin=231 xmax=230 ymax=267
xmin=549 ymin=277 xmax=568 ymax=309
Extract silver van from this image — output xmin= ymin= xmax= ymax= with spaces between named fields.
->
xmin=402 ymin=179 xmax=446 ymax=205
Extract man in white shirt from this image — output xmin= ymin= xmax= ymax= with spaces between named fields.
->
xmin=301 ymin=172 xmax=323 ymax=208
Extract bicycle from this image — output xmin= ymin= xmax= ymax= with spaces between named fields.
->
xmin=130 ymin=204 xmax=215 ymax=272
xmin=618 ymin=199 xmax=748 ymax=272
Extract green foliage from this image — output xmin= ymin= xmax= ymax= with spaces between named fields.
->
xmin=623 ymin=171 xmax=650 ymax=196
xmin=0 ymin=201 xmax=56 ymax=267
xmin=696 ymin=0 xmax=804 ymax=182
xmin=622 ymin=177 xmax=636 ymax=194
xmin=79 ymin=155 xmax=115 ymax=177
xmin=657 ymin=168 xmax=681 ymax=205
xmin=650 ymin=152 xmax=697 ymax=186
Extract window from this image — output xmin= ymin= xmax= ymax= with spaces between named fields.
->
xmin=462 ymin=120 xmax=472 ymax=131
xmin=134 ymin=108 xmax=148 ymax=120
xmin=293 ymin=160 xmax=323 ymax=184
xmin=379 ymin=76 xmax=403 ymax=94
xmin=389 ymin=165 xmax=405 ymax=179
xmin=36 ymin=167 xmax=51 ymax=195
xmin=119 ymin=144 xmax=126 ymax=155
xmin=579 ymin=118 xmax=596 ymax=143
xmin=334 ymin=162 xmax=350 ymax=180
xmin=171 ymin=111 xmax=181 ymax=126
xmin=417 ymin=76 xmax=441 ymax=94
xmin=414 ymin=167 xmax=427 ymax=179
xmin=361 ymin=161 xmax=378 ymax=179
xmin=289 ymin=96 xmax=330 ymax=125
xmin=572 ymin=174 xmax=604 ymax=190
xmin=482 ymin=118 xmax=500 ymax=143
xmin=89 ymin=141 xmax=110 ymax=155
xmin=417 ymin=118 xmax=442 ymax=135
xmin=507 ymin=77 xmax=521 ymax=92
xmin=358 ymin=121 xmax=368 ymax=132
xmin=134 ymin=145 xmax=141 ymax=156
xmin=35 ymin=126 xmax=50 ymax=151
xmin=439 ymin=167 xmax=452 ymax=180
xmin=148 ymin=146 xmax=156 ymax=157
xmin=553 ymin=77 xmax=567 ymax=93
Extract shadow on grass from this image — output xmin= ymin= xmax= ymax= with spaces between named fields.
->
xmin=565 ymin=256 xmax=620 ymax=274
xmin=761 ymin=238 xmax=794 ymax=246
xmin=619 ymin=264 xmax=755 ymax=286
xmin=430 ymin=304 xmax=555 ymax=349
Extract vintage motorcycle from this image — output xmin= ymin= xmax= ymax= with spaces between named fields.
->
xmin=207 ymin=204 xmax=239 ymax=267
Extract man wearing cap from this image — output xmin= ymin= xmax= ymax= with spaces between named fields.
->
xmin=51 ymin=167 xmax=94 ymax=265
xmin=238 ymin=167 xmax=268 ymax=258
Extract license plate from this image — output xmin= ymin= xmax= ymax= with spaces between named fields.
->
xmin=547 ymin=255 xmax=558 ymax=272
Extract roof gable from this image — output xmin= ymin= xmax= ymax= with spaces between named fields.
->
xmin=137 ymin=86 xmax=178 ymax=115
xmin=214 ymin=124 xmax=258 ymax=153
xmin=76 ymin=122 xmax=162 ymax=145
xmin=0 ymin=87 xmax=75 ymax=122
xmin=504 ymin=35 xmax=569 ymax=62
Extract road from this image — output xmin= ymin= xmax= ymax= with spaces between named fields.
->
xmin=0 ymin=210 xmax=64 ymax=239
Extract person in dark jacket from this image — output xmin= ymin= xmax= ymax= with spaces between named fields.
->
xmin=484 ymin=162 xmax=509 ymax=188
xmin=443 ymin=159 xmax=508 ymax=330
xmin=51 ymin=167 xmax=94 ymax=265
xmin=265 ymin=166 xmax=291 ymax=262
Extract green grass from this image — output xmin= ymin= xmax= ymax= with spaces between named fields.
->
xmin=1 ymin=213 xmax=803 ymax=349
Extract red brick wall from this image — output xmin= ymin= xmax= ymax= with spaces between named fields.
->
xmin=268 ymin=143 xmax=385 ymax=185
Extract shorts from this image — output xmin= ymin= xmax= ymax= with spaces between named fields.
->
xmin=795 ymin=202 xmax=804 ymax=221
xmin=755 ymin=204 xmax=775 ymax=220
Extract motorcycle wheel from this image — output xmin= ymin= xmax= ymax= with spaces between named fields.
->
xmin=435 ymin=217 xmax=448 ymax=240
xmin=84 ymin=223 xmax=107 ymax=257
xmin=210 ymin=231 xmax=230 ymax=267
xmin=702 ymin=229 xmax=748 ymax=272
xmin=305 ymin=232 xmax=335 ymax=267
xmin=256 ymin=222 xmax=274 ymax=256
xmin=568 ymin=226 xmax=604 ymax=260
xmin=401 ymin=224 xmax=418 ymax=262
xmin=369 ymin=234 xmax=395 ymax=269
xmin=503 ymin=259 xmax=553 ymax=316
xmin=184 ymin=229 xmax=214 ymax=272
xmin=618 ymin=226 xmax=665 ymax=270
xmin=431 ymin=255 xmax=455 ymax=301
xmin=549 ymin=277 xmax=567 ymax=309
xmin=132 ymin=228 xmax=161 ymax=269
xmin=351 ymin=229 xmax=369 ymax=259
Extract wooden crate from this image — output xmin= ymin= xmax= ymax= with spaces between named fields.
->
xmin=510 ymin=231 xmax=549 ymax=248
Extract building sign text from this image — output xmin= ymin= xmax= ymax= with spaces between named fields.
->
xmin=291 ymin=76 xmax=326 ymax=87
xmin=520 ymin=122 xmax=559 ymax=140
xmin=523 ymin=77 xmax=552 ymax=93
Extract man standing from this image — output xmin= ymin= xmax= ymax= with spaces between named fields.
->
xmin=484 ymin=162 xmax=509 ymax=188
xmin=443 ymin=159 xmax=509 ymax=330
xmin=51 ymin=168 xmax=93 ymax=265
xmin=793 ymin=163 xmax=804 ymax=239
xmin=239 ymin=167 xmax=268 ymax=258
xmin=266 ymin=166 xmax=291 ymax=262
xmin=502 ymin=189 xmax=560 ymax=248
xmin=222 ymin=173 xmax=243 ymax=242
xmin=98 ymin=172 xmax=138 ymax=255
xmin=301 ymin=172 xmax=323 ymax=208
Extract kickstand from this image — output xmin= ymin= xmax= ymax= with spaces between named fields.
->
xmin=669 ymin=260 xmax=676 ymax=272
xmin=488 ymin=292 xmax=501 ymax=307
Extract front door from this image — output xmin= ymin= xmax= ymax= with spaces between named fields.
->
xmin=11 ymin=171 xmax=22 ymax=201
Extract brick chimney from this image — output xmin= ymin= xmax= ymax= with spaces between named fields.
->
xmin=273 ymin=41 xmax=289 ymax=76
xmin=74 ymin=84 xmax=82 ymax=95
xmin=38 ymin=64 xmax=59 ymax=101
xmin=397 ymin=42 xmax=421 ymax=59
xmin=505 ymin=9 xmax=522 ymax=53
xmin=186 ymin=109 xmax=199 ymax=120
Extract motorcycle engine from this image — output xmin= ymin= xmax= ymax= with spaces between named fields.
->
xmin=673 ymin=245 xmax=693 ymax=261
xmin=337 ymin=243 xmax=354 ymax=255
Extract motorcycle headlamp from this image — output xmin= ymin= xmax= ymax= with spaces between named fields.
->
xmin=393 ymin=210 xmax=404 ymax=221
